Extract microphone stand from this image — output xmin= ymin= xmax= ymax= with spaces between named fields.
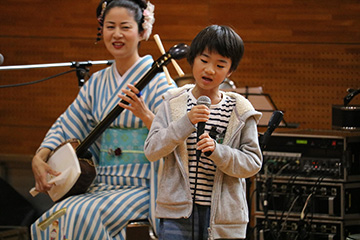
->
xmin=0 ymin=60 xmax=114 ymax=88
xmin=246 ymin=111 xmax=283 ymax=239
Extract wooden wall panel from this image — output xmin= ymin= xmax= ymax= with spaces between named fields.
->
xmin=235 ymin=43 xmax=360 ymax=130
xmin=0 ymin=0 xmax=99 ymax=38
xmin=209 ymin=0 xmax=360 ymax=43
xmin=0 ymin=0 xmax=359 ymax=155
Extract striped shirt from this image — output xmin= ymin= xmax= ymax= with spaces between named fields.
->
xmin=186 ymin=90 xmax=235 ymax=205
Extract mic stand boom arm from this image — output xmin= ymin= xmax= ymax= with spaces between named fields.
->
xmin=0 ymin=60 xmax=114 ymax=88
xmin=0 ymin=60 xmax=114 ymax=71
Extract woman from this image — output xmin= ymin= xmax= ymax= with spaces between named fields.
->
xmin=31 ymin=0 xmax=176 ymax=239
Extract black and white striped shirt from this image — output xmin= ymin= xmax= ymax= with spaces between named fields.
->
xmin=186 ymin=90 xmax=236 ymax=205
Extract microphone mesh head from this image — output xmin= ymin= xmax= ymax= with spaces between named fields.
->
xmin=197 ymin=96 xmax=211 ymax=108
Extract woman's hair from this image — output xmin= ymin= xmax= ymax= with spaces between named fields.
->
xmin=95 ymin=0 xmax=150 ymax=42
xmin=187 ymin=25 xmax=244 ymax=72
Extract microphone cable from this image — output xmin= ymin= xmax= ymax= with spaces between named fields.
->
xmin=191 ymin=96 xmax=211 ymax=240
xmin=0 ymin=69 xmax=76 ymax=88
xmin=192 ymin=143 xmax=200 ymax=240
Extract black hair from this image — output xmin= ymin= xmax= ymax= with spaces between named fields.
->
xmin=187 ymin=25 xmax=244 ymax=72
xmin=96 ymin=0 xmax=147 ymax=33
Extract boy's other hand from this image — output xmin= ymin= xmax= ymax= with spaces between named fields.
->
xmin=188 ymin=105 xmax=210 ymax=125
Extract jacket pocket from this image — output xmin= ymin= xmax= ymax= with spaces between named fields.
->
xmin=214 ymin=176 xmax=248 ymax=224
xmin=157 ymin=156 xmax=191 ymax=205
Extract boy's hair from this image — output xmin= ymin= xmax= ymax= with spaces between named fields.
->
xmin=187 ymin=25 xmax=244 ymax=72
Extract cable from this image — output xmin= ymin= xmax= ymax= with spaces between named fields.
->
xmin=279 ymin=195 xmax=300 ymax=233
xmin=301 ymin=175 xmax=324 ymax=220
xmin=0 ymin=69 xmax=76 ymax=88
xmin=291 ymin=175 xmax=325 ymax=240
xmin=274 ymin=175 xmax=300 ymax=240
xmin=274 ymin=162 xmax=291 ymax=176
xmin=300 ymin=193 xmax=312 ymax=220
xmin=278 ymin=174 xmax=299 ymax=227
xmin=260 ymin=174 xmax=282 ymax=240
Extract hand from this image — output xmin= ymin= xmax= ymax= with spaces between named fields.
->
xmin=31 ymin=148 xmax=60 ymax=192
xmin=118 ymin=84 xmax=154 ymax=129
xmin=197 ymin=132 xmax=216 ymax=153
xmin=187 ymin=105 xmax=210 ymax=125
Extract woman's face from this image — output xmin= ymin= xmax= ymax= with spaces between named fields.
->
xmin=102 ymin=7 xmax=143 ymax=60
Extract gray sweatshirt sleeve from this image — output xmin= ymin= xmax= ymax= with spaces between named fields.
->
xmin=209 ymin=116 xmax=262 ymax=178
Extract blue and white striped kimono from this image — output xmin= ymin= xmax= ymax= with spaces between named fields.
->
xmin=31 ymin=55 xmax=176 ymax=240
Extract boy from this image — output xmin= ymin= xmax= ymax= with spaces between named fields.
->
xmin=144 ymin=25 xmax=262 ymax=240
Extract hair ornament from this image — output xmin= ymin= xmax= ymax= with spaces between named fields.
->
xmin=141 ymin=1 xmax=155 ymax=41
xmin=97 ymin=1 xmax=108 ymax=25
xmin=95 ymin=1 xmax=107 ymax=43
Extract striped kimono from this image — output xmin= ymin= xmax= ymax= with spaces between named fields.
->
xmin=31 ymin=55 xmax=176 ymax=240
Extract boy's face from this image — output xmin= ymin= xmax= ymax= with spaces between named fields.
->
xmin=192 ymin=48 xmax=233 ymax=91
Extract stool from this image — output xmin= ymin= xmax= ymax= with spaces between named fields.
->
xmin=126 ymin=219 xmax=157 ymax=240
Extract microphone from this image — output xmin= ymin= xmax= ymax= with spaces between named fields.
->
xmin=344 ymin=88 xmax=360 ymax=106
xmin=260 ymin=110 xmax=283 ymax=150
xmin=196 ymin=96 xmax=211 ymax=158
xmin=0 ymin=54 xmax=4 ymax=65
